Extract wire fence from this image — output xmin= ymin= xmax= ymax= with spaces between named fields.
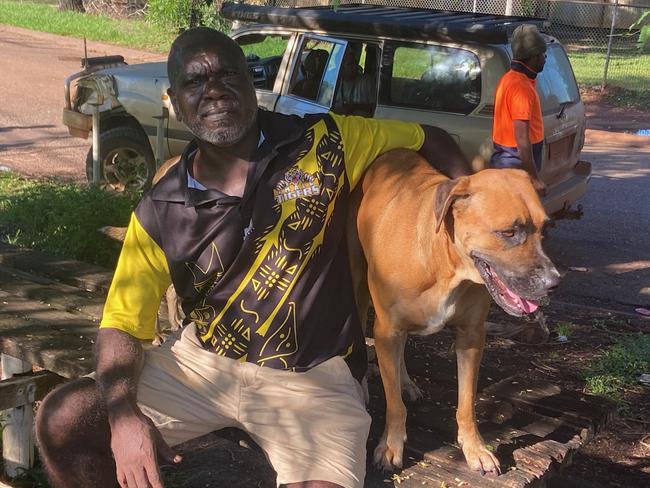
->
xmin=268 ymin=0 xmax=650 ymax=92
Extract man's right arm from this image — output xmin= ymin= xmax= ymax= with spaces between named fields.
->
xmin=513 ymin=120 xmax=546 ymax=194
xmin=96 ymin=328 xmax=180 ymax=488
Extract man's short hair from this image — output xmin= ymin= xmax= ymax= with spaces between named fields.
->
xmin=167 ymin=27 xmax=246 ymax=90
xmin=511 ymin=24 xmax=547 ymax=62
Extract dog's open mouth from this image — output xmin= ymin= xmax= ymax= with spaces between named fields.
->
xmin=472 ymin=255 xmax=539 ymax=316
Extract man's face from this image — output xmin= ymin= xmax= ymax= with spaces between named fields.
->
xmin=169 ymin=46 xmax=257 ymax=147
xmin=532 ymin=51 xmax=547 ymax=73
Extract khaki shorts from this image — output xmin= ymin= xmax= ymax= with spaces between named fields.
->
xmin=136 ymin=324 xmax=371 ymax=488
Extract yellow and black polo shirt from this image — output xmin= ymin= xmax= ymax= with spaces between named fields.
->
xmin=100 ymin=110 xmax=423 ymax=380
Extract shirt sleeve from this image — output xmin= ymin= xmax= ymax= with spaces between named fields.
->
xmin=331 ymin=113 xmax=425 ymax=189
xmin=100 ymin=212 xmax=171 ymax=340
xmin=508 ymin=86 xmax=535 ymax=121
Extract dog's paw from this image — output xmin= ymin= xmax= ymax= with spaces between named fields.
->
xmin=401 ymin=378 xmax=423 ymax=402
xmin=373 ymin=435 xmax=405 ymax=471
xmin=461 ymin=443 xmax=501 ymax=476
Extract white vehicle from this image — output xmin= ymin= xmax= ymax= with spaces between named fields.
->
xmin=62 ymin=2 xmax=590 ymax=216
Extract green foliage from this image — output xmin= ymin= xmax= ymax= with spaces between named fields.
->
xmin=630 ymin=10 xmax=650 ymax=52
xmin=0 ymin=0 xmax=174 ymax=52
xmin=0 ymin=172 xmax=139 ymax=269
xmin=146 ymin=0 xmax=231 ymax=32
xmin=584 ymin=334 xmax=650 ymax=403
xmin=554 ymin=321 xmax=576 ymax=339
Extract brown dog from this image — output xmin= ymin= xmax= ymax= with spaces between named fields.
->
xmin=350 ymin=148 xmax=560 ymax=475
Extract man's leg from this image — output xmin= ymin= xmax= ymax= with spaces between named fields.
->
xmin=35 ymin=378 xmax=116 ymax=488
xmin=241 ymin=356 xmax=371 ymax=488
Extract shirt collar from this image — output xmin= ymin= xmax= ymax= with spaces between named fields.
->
xmin=511 ymin=60 xmax=538 ymax=80
xmin=150 ymin=109 xmax=308 ymax=207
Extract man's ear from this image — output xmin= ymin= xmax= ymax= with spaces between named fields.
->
xmin=434 ymin=176 xmax=470 ymax=234
xmin=167 ymin=88 xmax=182 ymax=123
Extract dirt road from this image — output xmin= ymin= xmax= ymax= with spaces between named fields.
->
xmin=0 ymin=25 xmax=162 ymax=181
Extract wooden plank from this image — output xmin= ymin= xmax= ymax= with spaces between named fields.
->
xmin=0 ymin=290 xmax=97 ymax=378
xmin=1 ymin=354 xmax=34 ymax=478
xmin=0 ymin=242 xmax=113 ymax=293
xmin=483 ymin=374 xmax=616 ymax=437
xmin=0 ymin=370 xmax=65 ymax=410
xmin=0 ymin=266 xmax=105 ymax=321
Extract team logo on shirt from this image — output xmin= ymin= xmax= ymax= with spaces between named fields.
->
xmin=273 ymin=167 xmax=321 ymax=204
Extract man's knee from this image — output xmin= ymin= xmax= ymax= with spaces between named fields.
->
xmin=36 ymin=378 xmax=105 ymax=450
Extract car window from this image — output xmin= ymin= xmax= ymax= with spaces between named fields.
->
xmin=235 ymin=33 xmax=290 ymax=91
xmin=289 ymin=37 xmax=346 ymax=107
xmin=380 ymin=43 xmax=481 ymax=115
xmin=536 ymin=44 xmax=580 ymax=111
xmin=331 ymin=42 xmax=380 ymax=117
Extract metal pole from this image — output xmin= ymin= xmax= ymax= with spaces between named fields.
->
xmin=505 ymin=0 xmax=513 ymax=16
xmin=153 ymin=106 xmax=169 ymax=169
xmin=91 ymin=103 xmax=101 ymax=184
xmin=602 ymin=0 xmax=619 ymax=89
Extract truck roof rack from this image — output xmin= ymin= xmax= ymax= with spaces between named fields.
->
xmin=221 ymin=2 xmax=549 ymax=45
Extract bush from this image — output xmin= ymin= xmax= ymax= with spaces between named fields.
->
xmin=146 ymin=0 xmax=231 ymax=33
xmin=0 ymin=173 xmax=139 ymax=269
xmin=631 ymin=10 xmax=650 ymax=53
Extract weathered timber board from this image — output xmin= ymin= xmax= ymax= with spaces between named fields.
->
xmin=0 ymin=242 xmax=113 ymax=293
xmin=0 ymin=289 xmax=97 ymax=378
xmin=0 ymin=370 xmax=65 ymax=410
xmin=0 ymin=266 xmax=105 ymax=321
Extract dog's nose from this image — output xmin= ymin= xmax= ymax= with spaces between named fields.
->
xmin=544 ymin=266 xmax=561 ymax=292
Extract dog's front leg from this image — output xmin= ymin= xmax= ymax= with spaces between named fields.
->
xmin=373 ymin=321 xmax=408 ymax=470
xmin=455 ymin=321 xmax=500 ymax=475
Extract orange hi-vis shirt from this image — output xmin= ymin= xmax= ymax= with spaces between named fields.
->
xmin=492 ymin=66 xmax=544 ymax=147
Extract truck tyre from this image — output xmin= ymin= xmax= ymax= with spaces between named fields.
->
xmin=85 ymin=127 xmax=156 ymax=192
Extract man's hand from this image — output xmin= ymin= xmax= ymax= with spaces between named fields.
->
xmin=95 ymin=328 xmax=181 ymax=487
xmin=110 ymin=409 xmax=181 ymax=488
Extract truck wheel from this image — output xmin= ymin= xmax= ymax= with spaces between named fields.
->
xmin=85 ymin=127 xmax=155 ymax=192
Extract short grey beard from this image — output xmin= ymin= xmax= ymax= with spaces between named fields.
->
xmin=186 ymin=110 xmax=257 ymax=147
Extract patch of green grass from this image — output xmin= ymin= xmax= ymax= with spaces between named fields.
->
xmin=567 ymin=48 xmax=650 ymax=92
xmin=583 ymin=334 xmax=650 ymax=406
xmin=0 ymin=0 xmax=175 ymax=53
xmin=0 ymin=172 xmax=139 ymax=269
xmin=554 ymin=321 xmax=576 ymax=339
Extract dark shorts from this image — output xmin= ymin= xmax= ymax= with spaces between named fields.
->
xmin=490 ymin=141 xmax=543 ymax=172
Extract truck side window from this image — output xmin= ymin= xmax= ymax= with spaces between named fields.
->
xmin=289 ymin=38 xmax=345 ymax=107
xmin=236 ymin=33 xmax=290 ymax=91
xmin=381 ymin=42 xmax=481 ymax=115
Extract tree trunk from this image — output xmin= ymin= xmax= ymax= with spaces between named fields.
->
xmin=58 ymin=0 xmax=85 ymax=13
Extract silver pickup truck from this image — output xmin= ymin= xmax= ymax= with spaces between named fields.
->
xmin=62 ymin=2 xmax=590 ymax=216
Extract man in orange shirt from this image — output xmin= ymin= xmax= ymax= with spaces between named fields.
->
xmin=491 ymin=24 xmax=547 ymax=194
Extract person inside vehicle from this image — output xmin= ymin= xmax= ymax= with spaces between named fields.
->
xmin=35 ymin=27 xmax=470 ymax=488
xmin=292 ymin=48 xmax=329 ymax=101
xmin=490 ymin=23 xmax=547 ymax=195
xmin=332 ymin=44 xmax=376 ymax=117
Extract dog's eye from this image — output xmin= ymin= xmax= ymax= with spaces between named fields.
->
xmin=497 ymin=229 xmax=516 ymax=239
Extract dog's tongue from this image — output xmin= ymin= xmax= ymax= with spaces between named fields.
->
xmin=504 ymin=287 xmax=539 ymax=313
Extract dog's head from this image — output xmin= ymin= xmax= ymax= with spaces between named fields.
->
xmin=435 ymin=168 xmax=560 ymax=317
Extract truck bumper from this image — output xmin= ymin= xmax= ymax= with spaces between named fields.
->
xmin=542 ymin=160 xmax=592 ymax=216
xmin=62 ymin=108 xmax=92 ymax=139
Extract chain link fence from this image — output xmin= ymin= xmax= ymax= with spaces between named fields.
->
xmin=268 ymin=0 xmax=649 ymax=92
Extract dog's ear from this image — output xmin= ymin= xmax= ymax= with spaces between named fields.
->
xmin=434 ymin=177 xmax=470 ymax=234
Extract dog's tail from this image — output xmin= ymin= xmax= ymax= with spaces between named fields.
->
xmin=98 ymin=226 xmax=127 ymax=242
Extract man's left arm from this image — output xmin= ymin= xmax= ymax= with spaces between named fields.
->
xmin=418 ymin=125 xmax=473 ymax=179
